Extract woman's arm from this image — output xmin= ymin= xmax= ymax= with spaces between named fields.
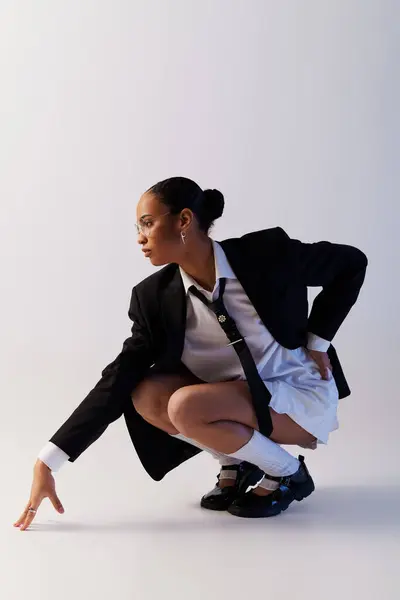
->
xmin=281 ymin=227 xmax=368 ymax=343
xmin=47 ymin=286 xmax=154 ymax=463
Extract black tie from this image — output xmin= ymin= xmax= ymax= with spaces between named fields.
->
xmin=188 ymin=277 xmax=273 ymax=437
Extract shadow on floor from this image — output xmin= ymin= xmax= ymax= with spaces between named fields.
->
xmin=20 ymin=484 xmax=400 ymax=534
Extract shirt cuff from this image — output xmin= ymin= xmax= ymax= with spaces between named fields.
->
xmin=307 ymin=332 xmax=331 ymax=352
xmin=37 ymin=441 xmax=70 ymax=472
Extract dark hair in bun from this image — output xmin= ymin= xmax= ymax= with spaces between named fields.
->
xmin=202 ymin=188 xmax=225 ymax=223
xmin=147 ymin=176 xmax=225 ymax=234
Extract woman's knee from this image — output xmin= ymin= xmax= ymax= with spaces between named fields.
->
xmin=131 ymin=376 xmax=170 ymax=423
xmin=167 ymin=386 xmax=205 ymax=434
xmin=131 ymin=371 xmax=200 ymax=431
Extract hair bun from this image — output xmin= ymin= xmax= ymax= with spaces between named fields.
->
xmin=203 ymin=188 xmax=225 ymax=221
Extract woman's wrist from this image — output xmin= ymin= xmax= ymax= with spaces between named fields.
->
xmin=35 ymin=458 xmax=51 ymax=472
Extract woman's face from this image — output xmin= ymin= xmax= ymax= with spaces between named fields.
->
xmin=136 ymin=193 xmax=191 ymax=266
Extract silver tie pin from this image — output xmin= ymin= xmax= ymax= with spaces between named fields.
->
xmin=226 ymin=338 xmax=244 ymax=346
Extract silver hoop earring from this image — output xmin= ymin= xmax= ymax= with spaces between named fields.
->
xmin=181 ymin=232 xmax=186 ymax=245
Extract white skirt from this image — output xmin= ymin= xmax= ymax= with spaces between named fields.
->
xmin=260 ymin=346 xmax=340 ymax=444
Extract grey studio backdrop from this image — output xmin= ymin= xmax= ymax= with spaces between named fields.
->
xmin=1 ymin=1 xmax=399 ymax=599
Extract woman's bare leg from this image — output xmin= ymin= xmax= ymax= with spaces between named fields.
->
xmin=131 ymin=369 xmax=237 ymax=486
xmin=167 ymin=380 xmax=317 ymax=495
xmin=167 ymin=379 xmax=317 ymax=450
xmin=133 ymin=374 xmax=316 ymax=492
xmin=131 ymin=369 xmax=204 ymax=434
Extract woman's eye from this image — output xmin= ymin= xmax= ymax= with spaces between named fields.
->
xmin=144 ymin=221 xmax=152 ymax=227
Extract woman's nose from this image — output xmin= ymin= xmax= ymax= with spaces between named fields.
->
xmin=137 ymin=230 xmax=147 ymax=243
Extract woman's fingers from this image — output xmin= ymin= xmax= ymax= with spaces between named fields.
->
xmin=306 ymin=348 xmax=333 ymax=380
xmin=17 ymin=498 xmax=41 ymax=531
xmin=19 ymin=507 xmax=39 ymax=531
xmin=14 ymin=462 xmax=62 ymax=531
xmin=49 ymin=493 xmax=64 ymax=514
xmin=13 ymin=502 xmax=31 ymax=528
xmin=14 ymin=469 xmax=64 ymax=531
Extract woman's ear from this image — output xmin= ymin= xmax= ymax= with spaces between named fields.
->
xmin=180 ymin=208 xmax=193 ymax=228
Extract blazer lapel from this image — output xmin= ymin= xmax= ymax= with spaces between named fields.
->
xmin=219 ymin=237 xmax=275 ymax=327
xmin=159 ymin=267 xmax=187 ymax=365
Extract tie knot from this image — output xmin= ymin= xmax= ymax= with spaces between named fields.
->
xmin=188 ymin=277 xmax=226 ymax=306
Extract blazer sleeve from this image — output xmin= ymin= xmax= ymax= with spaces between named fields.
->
xmin=278 ymin=227 xmax=368 ymax=343
xmin=49 ymin=286 xmax=154 ymax=462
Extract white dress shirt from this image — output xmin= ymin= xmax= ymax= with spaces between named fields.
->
xmin=38 ymin=238 xmax=339 ymax=472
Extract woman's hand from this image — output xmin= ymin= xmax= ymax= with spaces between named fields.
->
xmin=306 ymin=348 xmax=333 ymax=380
xmin=13 ymin=459 xmax=65 ymax=531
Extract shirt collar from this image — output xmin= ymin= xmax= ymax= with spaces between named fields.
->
xmin=179 ymin=238 xmax=237 ymax=295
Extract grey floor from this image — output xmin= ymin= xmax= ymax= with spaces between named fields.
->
xmin=3 ymin=415 xmax=400 ymax=600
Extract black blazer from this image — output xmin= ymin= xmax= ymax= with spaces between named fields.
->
xmin=50 ymin=226 xmax=368 ymax=481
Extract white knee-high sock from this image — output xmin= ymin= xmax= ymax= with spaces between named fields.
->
xmin=227 ymin=430 xmax=300 ymax=476
xmin=171 ymin=433 xmax=241 ymax=468
xmin=171 ymin=433 xmax=223 ymax=460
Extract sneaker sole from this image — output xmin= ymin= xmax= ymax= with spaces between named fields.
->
xmin=200 ymin=498 xmax=233 ymax=511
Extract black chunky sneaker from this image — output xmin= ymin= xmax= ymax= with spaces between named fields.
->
xmin=227 ymin=455 xmax=315 ymax=518
xmin=200 ymin=464 xmax=243 ymax=511
xmin=201 ymin=462 xmax=264 ymax=511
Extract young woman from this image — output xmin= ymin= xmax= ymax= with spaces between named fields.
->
xmin=14 ymin=176 xmax=368 ymax=529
